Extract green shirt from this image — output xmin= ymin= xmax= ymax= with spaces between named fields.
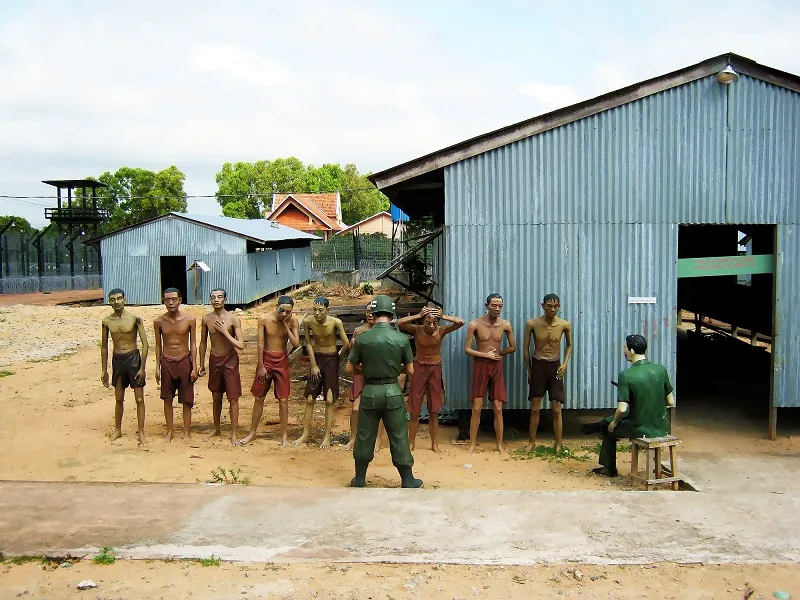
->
xmin=348 ymin=323 xmax=413 ymax=380
xmin=617 ymin=359 xmax=672 ymax=438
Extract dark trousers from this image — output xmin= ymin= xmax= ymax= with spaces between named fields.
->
xmin=598 ymin=416 xmax=637 ymax=474
xmin=353 ymin=383 xmax=413 ymax=468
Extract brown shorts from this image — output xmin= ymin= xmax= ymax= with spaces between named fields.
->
xmin=112 ymin=349 xmax=144 ymax=389
xmin=528 ymin=357 xmax=565 ymax=403
xmin=160 ymin=353 xmax=194 ymax=408
xmin=208 ymin=350 xmax=242 ymax=399
xmin=409 ymin=360 xmax=444 ymax=414
xmin=471 ymin=358 xmax=506 ymax=403
xmin=250 ymin=351 xmax=291 ymax=399
xmin=350 ymin=371 xmax=364 ymax=402
xmin=305 ymin=351 xmax=340 ymax=401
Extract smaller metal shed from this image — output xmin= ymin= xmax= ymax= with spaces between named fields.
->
xmin=85 ymin=213 xmax=319 ymax=305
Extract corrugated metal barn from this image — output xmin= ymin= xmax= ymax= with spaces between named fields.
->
xmin=86 ymin=213 xmax=317 ymax=306
xmin=371 ymin=53 xmax=800 ymax=438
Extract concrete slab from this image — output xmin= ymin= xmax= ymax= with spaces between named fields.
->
xmin=679 ymin=451 xmax=800 ymax=493
xmin=1 ymin=481 xmax=798 ymax=565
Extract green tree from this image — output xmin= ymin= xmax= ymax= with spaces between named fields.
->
xmin=339 ymin=164 xmax=389 ymax=225
xmin=89 ymin=166 xmax=188 ymax=233
xmin=0 ymin=215 xmax=36 ymax=236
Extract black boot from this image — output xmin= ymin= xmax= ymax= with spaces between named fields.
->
xmin=350 ymin=460 xmax=369 ymax=487
xmin=581 ymin=420 xmax=605 ymax=435
xmin=397 ymin=466 xmax=423 ymax=489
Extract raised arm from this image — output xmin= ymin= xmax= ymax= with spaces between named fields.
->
xmin=556 ymin=322 xmax=572 ymax=379
xmin=100 ymin=320 xmax=110 ymax=388
xmin=135 ymin=316 xmax=149 ymax=378
xmin=198 ymin=318 xmax=209 ymax=377
xmin=284 ymin=315 xmax=301 ymax=350
xmin=439 ymin=313 xmax=465 ymax=336
xmin=189 ymin=318 xmax=198 ymax=381
xmin=153 ymin=319 xmax=162 ymax=384
xmin=522 ymin=320 xmax=533 ymax=373
xmin=396 ymin=309 xmax=423 ymax=334
xmin=464 ymin=321 xmax=484 ymax=358
xmin=500 ymin=322 xmax=516 ymax=356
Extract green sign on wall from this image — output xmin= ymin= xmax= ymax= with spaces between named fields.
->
xmin=677 ymin=254 xmax=774 ymax=278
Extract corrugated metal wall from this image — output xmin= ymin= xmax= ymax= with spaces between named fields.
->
xmin=101 ymin=218 xmax=311 ymax=305
xmin=439 ymin=74 xmax=800 ymax=410
xmin=247 ymin=246 xmax=311 ymax=300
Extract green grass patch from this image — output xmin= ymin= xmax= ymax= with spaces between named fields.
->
xmin=510 ymin=445 xmax=591 ymax=463
xmin=197 ymin=555 xmax=220 ymax=567
xmin=207 ymin=467 xmax=250 ymax=485
xmin=5 ymin=555 xmax=44 ymax=565
xmin=0 ymin=370 xmax=13 ymax=378
xmin=93 ymin=547 xmax=115 ymax=565
xmin=580 ymin=441 xmax=632 ymax=454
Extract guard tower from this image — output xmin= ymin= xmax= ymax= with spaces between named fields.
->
xmin=41 ymin=179 xmax=110 ymax=282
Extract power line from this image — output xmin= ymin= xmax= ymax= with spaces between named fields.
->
xmin=0 ymin=187 xmax=379 ymax=202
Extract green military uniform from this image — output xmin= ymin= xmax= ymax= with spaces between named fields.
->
xmin=599 ymin=359 xmax=672 ymax=473
xmin=348 ymin=296 xmax=422 ymax=488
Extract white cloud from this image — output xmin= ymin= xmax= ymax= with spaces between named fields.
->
xmin=517 ymin=83 xmax=582 ymax=112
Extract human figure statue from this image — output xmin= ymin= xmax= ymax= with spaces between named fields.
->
xmin=198 ymin=288 xmax=244 ymax=446
xmin=347 ymin=295 xmax=422 ymax=488
xmin=154 ymin=287 xmax=198 ymax=443
xmin=101 ymin=288 xmax=149 ymax=444
xmin=523 ymin=293 xmax=572 ymax=452
xmin=581 ymin=334 xmax=675 ymax=477
xmin=398 ymin=304 xmax=465 ymax=452
xmin=294 ymin=296 xmax=349 ymax=449
xmin=344 ymin=305 xmax=385 ymax=453
xmin=244 ymin=295 xmax=301 ymax=446
xmin=464 ymin=293 xmax=516 ymax=453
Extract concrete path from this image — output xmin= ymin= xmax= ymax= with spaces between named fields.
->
xmin=678 ymin=450 xmax=800 ymax=493
xmin=1 ymin=481 xmax=798 ymax=565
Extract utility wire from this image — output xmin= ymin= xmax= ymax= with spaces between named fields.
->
xmin=0 ymin=187 xmax=379 ymax=201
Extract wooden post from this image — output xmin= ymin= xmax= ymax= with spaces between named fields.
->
xmin=769 ymin=406 xmax=777 ymax=441
xmin=193 ymin=261 xmax=198 ymax=305
xmin=669 ymin=445 xmax=679 ymax=491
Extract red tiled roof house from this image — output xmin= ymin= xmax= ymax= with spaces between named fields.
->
xmin=266 ymin=192 xmax=346 ymax=241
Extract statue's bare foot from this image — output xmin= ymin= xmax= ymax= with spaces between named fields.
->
xmin=207 ymin=429 xmax=222 ymax=440
xmin=240 ymin=432 xmax=256 ymax=445
xmin=231 ymin=436 xmax=241 ymax=447
xmin=137 ymin=432 xmax=147 ymax=445
xmin=293 ymin=434 xmax=308 ymax=447
xmin=343 ymin=440 xmax=354 ymax=451
xmin=164 ymin=432 xmax=173 ymax=444
xmin=431 ymin=444 xmax=442 ymax=453
xmin=554 ymin=443 xmax=563 ymax=453
xmin=496 ymin=444 xmax=505 ymax=454
xmin=320 ymin=437 xmax=331 ymax=450
xmin=468 ymin=444 xmax=477 ymax=453
xmin=110 ymin=430 xmax=122 ymax=442
xmin=183 ymin=432 xmax=191 ymax=442
xmin=524 ymin=442 xmax=535 ymax=452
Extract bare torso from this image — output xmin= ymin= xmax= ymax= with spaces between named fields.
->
xmin=529 ymin=316 xmax=569 ymax=361
xmin=470 ymin=315 xmax=509 ymax=355
xmin=261 ymin=311 xmax=298 ymax=353
xmin=414 ymin=327 xmax=443 ymax=363
xmin=103 ymin=311 xmax=141 ymax=355
xmin=155 ymin=312 xmax=194 ymax=357
xmin=304 ymin=316 xmax=342 ymax=354
xmin=203 ymin=311 xmax=239 ymax=355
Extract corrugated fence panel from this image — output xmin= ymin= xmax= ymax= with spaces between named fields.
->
xmin=727 ymin=76 xmax=800 ymax=224
xmin=775 ymin=223 xmax=800 ymax=408
xmin=445 ymin=76 xmax=728 ymax=226
xmin=441 ymin=223 xmax=676 ymax=410
xmin=247 ymin=246 xmax=311 ymax=301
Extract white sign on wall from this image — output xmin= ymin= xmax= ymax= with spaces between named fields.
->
xmin=628 ymin=296 xmax=656 ymax=304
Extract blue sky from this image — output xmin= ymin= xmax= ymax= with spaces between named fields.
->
xmin=1 ymin=0 xmax=798 ymax=226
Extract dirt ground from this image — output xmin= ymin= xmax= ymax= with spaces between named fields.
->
xmin=0 ymin=293 xmax=798 ymax=490
xmin=1 ymin=559 xmax=798 ymax=600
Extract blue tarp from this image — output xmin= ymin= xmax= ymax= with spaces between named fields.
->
xmin=390 ymin=203 xmax=410 ymax=222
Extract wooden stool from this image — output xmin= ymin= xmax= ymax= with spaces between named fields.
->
xmin=630 ymin=436 xmax=681 ymax=491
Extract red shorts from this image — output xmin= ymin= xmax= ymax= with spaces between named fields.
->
xmin=350 ymin=371 xmax=364 ymax=402
xmin=409 ymin=360 xmax=444 ymax=414
xmin=208 ymin=350 xmax=242 ymax=399
xmin=471 ymin=358 xmax=506 ymax=403
xmin=160 ymin=353 xmax=195 ymax=408
xmin=250 ymin=351 xmax=291 ymax=399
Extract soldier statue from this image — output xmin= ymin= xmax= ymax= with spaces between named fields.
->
xmin=346 ymin=295 xmax=423 ymax=488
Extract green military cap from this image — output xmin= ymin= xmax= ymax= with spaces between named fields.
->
xmin=369 ymin=294 xmax=396 ymax=317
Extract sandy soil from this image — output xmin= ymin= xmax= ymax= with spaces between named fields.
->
xmin=1 ymin=296 xmax=798 ymax=490
xmin=1 ymin=559 xmax=798 ymax=600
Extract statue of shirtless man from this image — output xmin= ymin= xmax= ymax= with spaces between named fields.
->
xmin=101 ymin=288 xmax=149 ymax=444
xmin=243 ymin=295 xmax=301 ymax=446
xmin=294 ymin=296 xmax=349 ymax=449
xmin=464 ymin=293 xmax=516 ymax=453
xmin=398 ymin=305 xmax=465 ymax=452
xmin=154 ymin=287 xmax=198 ymax=443
xmin=524 ymin=293 xmax=572 ymax=452
xmin=198 ymin=288 xmax=244 ymax=446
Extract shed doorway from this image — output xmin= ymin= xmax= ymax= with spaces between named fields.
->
xmin=160 ymin=255 xmax=188 ymax=303
xmin=676 ymin=225 xmax=776 ymax=438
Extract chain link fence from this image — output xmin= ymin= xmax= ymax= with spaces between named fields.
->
xmin=0 ymin=233 xmax=101 ymax=294
xmin=311 ymin=233 xmax=394 ymax=281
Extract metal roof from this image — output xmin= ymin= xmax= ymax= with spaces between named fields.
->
xmin=369 ymin=52 xmax=800 ymax=190
xmin=42 ymin=179 xmax=108 ymax=189
xmin=84 ymin=212 xmax=320 ymax=245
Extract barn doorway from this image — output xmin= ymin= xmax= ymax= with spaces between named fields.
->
xmin=159 ymin=256 xmax=188 ymax=303
xmin=676 ymin=225 xmax=776 ymax=438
